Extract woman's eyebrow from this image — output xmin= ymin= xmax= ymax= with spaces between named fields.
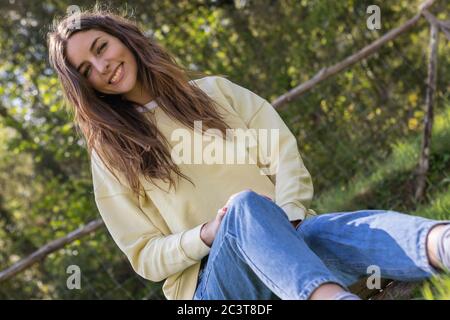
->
xmin=76 ymin=36 xmax=102 ymax=72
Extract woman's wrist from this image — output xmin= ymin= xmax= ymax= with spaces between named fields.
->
xmin=200 ymin=222 xmax=211 ymax=247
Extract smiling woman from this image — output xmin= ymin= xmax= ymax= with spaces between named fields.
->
xmin=45 ymin=4 xmax=450 ymax=303
xmin=65 ymin=30 xmax=145 ymax=102
xmin=45 ymin=6 xmax=322 ymax=301
xmin=46 ymin=6 xmax=232 ymax=198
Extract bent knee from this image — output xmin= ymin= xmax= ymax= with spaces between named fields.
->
xmin=227 ymin=189 xmax=257 ymax=206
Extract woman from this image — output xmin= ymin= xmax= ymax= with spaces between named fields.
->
xmin=47 ymin=8 xmax=450 ymax=300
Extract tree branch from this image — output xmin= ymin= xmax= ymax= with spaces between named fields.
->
xmin=272 ymin=0 xmax=436 ymax=109
xmin=415 ymin=18 xmax=439 ymax=201
xmin=0 ymin=219 xmax=104 ymax=282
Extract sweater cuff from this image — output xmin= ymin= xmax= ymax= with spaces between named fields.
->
xmin=280 ymin=202 xmax=307 ymax=221
xmin=180 ymin=223 xmax=211 ymax=261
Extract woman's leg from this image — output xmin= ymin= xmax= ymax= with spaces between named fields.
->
xmin=193 ymin=190 xmax=349 ymax=300
xmin=296 ymin=209 xmax=450 ymax=287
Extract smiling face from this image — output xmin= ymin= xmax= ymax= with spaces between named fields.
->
xmin=65 ymin=29 xmax=151 ymax=104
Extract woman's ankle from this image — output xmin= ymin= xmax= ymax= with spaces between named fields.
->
xmin=309 ymin=283 xmax=354 ymax=300
xmin=426 ymin=224 xmax=450 ymax=271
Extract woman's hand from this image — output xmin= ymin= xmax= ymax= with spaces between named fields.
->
xmin=200 ymin=189 xmax=273 ymax=247
xmin=200 ymin=205 xmax=228 ymax=248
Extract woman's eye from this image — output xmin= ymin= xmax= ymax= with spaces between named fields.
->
xmin=82 ymin=42 xmax=106 ymax=77
xmin=83 ymin=66 xmax=91 ymax=78
xmin=97 ymin=42 xmax=107 ymax=54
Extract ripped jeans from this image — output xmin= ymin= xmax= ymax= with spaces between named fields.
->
xmin=193 ymin=190 xmax=449 ymax=300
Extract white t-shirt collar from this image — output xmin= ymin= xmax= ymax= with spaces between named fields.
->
xmin=136 ymin=100 xmax=158 ymax=113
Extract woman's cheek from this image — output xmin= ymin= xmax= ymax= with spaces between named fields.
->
xmin=92 ymin=77 xmax=104 ymax=91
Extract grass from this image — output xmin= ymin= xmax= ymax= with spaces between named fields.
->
xmin=422 ymin=273 xmax=450 ymax=300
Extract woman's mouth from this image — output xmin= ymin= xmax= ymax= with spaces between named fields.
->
xmin=109 ymin=63 xmax=124 ymax=85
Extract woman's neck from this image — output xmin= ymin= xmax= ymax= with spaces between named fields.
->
xmin=123 ymin=81 xmax=154 ymax=105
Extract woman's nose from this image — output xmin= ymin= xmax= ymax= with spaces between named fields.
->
xmin=92 ymin=59 xmax=110 ymax=75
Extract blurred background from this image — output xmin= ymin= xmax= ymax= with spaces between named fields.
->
xmin=0 ymin=0 xmax=449 ymax=299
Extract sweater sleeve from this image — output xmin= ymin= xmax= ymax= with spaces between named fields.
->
xmin=212 ymin=76 xmax=315 ymax=221
xmin=91 ymin=151 xmax=210 ymax=282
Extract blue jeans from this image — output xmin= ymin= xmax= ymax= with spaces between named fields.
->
xmin=193 ymin=190 xmax=449 ymax=300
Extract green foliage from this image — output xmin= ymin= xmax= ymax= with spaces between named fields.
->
xmin=422 ymin=273 xmax=450 ymax=300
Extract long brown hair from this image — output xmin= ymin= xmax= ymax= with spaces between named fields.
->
xmin=47 ymin=5 xmax=232 ymax=198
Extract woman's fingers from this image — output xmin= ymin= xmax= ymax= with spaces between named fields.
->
xmin=218 ymin=206 xmax=227 ymax=213
xmin=217 ymin=206 xmax=227 ymax=219
xmin=217 ymin=192 xmax=272 ymax=222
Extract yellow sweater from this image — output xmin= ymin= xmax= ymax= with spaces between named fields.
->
xmin=91 ymin=75 xmax=317 ymax=300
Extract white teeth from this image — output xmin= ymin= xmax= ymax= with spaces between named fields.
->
xmin=110 ymin=64 xmax=122 ymax=84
